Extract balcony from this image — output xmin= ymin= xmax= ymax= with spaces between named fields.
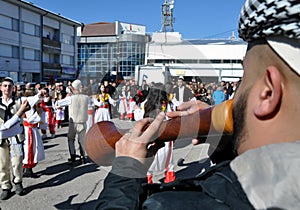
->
xmin=42 ymin=37 xmax=61 ymax=54
xmin=42 ymin=62 xmax=61 ymax=70
xmin=42 ymin=62 xmax=62 ymax=77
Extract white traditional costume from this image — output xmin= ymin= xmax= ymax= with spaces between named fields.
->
xmin=22 ymin=95 xmax=45 ymax=170
xmin=92 ymin=93 xmax=115 ymax=123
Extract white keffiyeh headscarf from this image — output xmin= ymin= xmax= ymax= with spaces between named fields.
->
xmin=238 ymin=0 xmax=300 ymax=74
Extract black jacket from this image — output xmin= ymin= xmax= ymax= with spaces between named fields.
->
xmin=95 ymin=157 xmax=254 ymax=210
xmin=173 ymin=86 xmax=194 ymax=103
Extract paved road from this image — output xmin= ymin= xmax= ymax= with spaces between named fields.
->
xmin=0 ymin=119 xmax=212 ymax=210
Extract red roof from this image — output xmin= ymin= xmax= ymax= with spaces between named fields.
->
xmin=81 ymin=22 xmax=115 ymax=36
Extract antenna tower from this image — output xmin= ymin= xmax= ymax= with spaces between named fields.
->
xmin=160 ymin=0 xmax=175 ymax=32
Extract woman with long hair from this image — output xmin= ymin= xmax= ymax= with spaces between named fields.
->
xmin=92 ymin=84 xmax=116 ymax=123
xmin=142 ymin=83 xmax=176 ymax=183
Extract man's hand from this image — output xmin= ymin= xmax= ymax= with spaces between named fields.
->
xmin=115 ymin=112 xmax=165 ymax=168
xmin=16 ymin=99 xmax=30 ymax=117
xmin=167 ymin=100 xmax=210 ymax=118
xmin=166 ymin=100 xmax=210 ymax=145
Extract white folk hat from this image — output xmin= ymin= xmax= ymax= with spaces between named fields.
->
xmin=71 ymin=79 xmax=81 ymax=90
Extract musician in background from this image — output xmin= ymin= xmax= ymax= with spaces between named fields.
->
xmin=95 ymin=0 xmax=300 ymax=209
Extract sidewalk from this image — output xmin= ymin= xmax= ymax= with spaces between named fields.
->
xmin=0 ymin=119 xmax=210 ymax=210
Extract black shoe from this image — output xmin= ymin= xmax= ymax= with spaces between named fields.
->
xmin=23 ymin=168 xmax=37 ymax=178
xmin=23 ymin=168 xmax=33 ymax=178
xmin=1 ymin=189 xmax=12 ymax=200
xmin=15 ymin=182 xmax=24 ymax=196
xmin=67 ymin=155 xmax=77 ymax=165
xmin=23 ymin=168 xmax=30 ymax=177
xmin=80 ymin=156 xmax=86 ymax=164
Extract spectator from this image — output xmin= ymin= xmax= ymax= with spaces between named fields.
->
xmin=212 ymin=85 xmax=225 ymax=105
xmin=173 ymin=76 xmax=194 ymax=105
xmin=89 ymin=79 xmax=98 ymax=95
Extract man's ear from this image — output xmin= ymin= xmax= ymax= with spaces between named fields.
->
xmin=254 ymin=66 xmax=282 ymax=118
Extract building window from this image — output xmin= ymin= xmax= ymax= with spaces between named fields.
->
xmin=0 ymin=15 xmax=11 ymax=29
xmin=0 ymin=44 xmax=19 ymax=58
xmin=22 ymin=22 xmax=40 ymax=36
xmin=77 ymin=41 xmax=145 ymax=77
xmin=0 ymin=44 xmax=11 ymax=57
xmin=12 ymin=19 xmax=19 ymax=31
xmin=62 ymin=34 xmax=74 ymax=45
xmin=12 ymin=46 xmax=19 ymax=58
xmin=23 ymin=48 xmax=40 ymax=60
xmin=35 ymin=25 xmax=41 ymax=36
xmin=0 ymin=15 xmax=19 ymax=31
xmin=62 ymin=55 xmax=74 ymax=65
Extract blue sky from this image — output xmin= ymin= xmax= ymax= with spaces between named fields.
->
xmin=28 ymin=0 xmax=246 ymax=39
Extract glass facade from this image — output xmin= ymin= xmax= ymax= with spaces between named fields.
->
xmin=77 ymin=40 xmax=145 ymax=80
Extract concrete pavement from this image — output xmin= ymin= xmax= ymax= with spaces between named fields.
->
xmin=0 ymin=119 xmax=212 ymax=210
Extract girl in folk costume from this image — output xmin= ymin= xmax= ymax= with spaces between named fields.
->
xmin=54 ymin=93 xmax=65 ymax=129
xmin=40 ymin=88 xmax=56 ymax=139
xmin=127 ymin=85 xmax=138 ymax=121
xmin=92 ymin=84 xmax=116 ymax=123
xmin=133 ymin=89 xmax=149 ymax=121
xmin=22 ymin=90 xmax=45 ymax=178
xmin=118 ymin=85 xmax=128 ymax=120
xmin=136 ymin=83 xmax=176 ymax=184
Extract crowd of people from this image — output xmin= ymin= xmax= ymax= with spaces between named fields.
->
xmin=0 ymin=75 xmax=237 ymax=201
xmin=82 ymin=77 xmax=239 ymax=123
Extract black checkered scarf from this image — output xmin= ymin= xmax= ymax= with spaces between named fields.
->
xmin=238 ymin=0 xmax=300 ymax=42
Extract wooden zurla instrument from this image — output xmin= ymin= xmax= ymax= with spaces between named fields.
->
xmin=84 ymin=99 xmax=234 ymax=166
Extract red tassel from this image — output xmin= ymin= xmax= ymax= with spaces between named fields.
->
xmin=147 ymin=174 xmax=153 ymax=184
xmin=164 ymin=171 xmax=175 ymax=183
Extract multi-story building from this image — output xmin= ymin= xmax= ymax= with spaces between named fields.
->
xmin=0 ymin=0 xmax=246 ymax=85
xmin=0 ymin=0 xmax=81 ymax=83
xmin=142 ymin=32 xmax=247 ymax=84
xmin=77 ymin=21 xmax=148 ymax=84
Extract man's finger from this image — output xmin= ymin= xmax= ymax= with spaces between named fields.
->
xmin=130 ymin=117 xmax=154 ymax=138
xmin=140 ymin=112 xmax=165 ymax=144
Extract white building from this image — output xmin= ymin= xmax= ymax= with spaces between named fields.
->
xmin=145 ymin=32 xmax=247 ymax=83
xmin=0 ymin=0 xmax=81 ymax=83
